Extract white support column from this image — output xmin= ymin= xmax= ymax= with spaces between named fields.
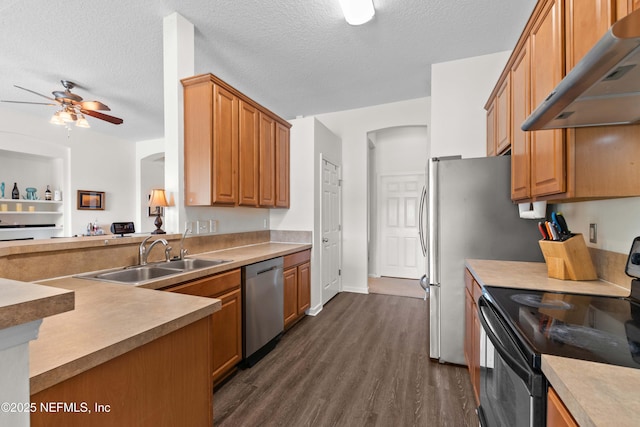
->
xmin=0 ymin=320 xmax=42 ymax=427
xmin=162 ymin=13 xmax=194 ymax=234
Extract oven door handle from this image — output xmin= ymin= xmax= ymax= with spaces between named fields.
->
xmin=477 ymin=295 xmax=535 ymax=388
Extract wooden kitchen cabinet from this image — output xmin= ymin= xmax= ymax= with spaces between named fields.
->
xmin=464 ymin=268 xmax=481 ymax=405
xmin=511 ymin=42 xmax=532 ymax=201
xmin=31 ymin=317 xmax=213 ymax=427
xmin=238 ymin=100 xmax=260 ymax=206
xmin=275 ymin=121 xmax=290 ymax=208
xmin=486 ymin=98 xmax=497 ymax=157
xmin=565 ymin=0 xmax=616 ymax=72
xmin=547 ymin=387 xmax=579 ymax=427
xmin=183 ymin=76 xmax=239 ymax=206
xmin=259 ymin=112 xmax=276 ymax=206
xmin=495 ymin=77 xmax=511 ymax=154
xmin=183 ymin=73 xmax=291 ymax=209
xmin=530 ymin=0 xmax=566 ymax=197
xmin=283 ymin=249 xmax=311 ymax=329
xmin=166 ymin=268 xmax=242 ymax=386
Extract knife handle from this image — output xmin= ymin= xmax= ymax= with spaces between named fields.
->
xmin=538 ymin=222 xmax=548 ymax=240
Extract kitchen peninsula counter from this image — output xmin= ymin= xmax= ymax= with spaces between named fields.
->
xmin=30 ymin=241 xmax=311 ymax=393
xmin=465 ymin=258 xmax=638 ymax=427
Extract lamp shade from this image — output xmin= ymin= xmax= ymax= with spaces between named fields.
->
xmin=148 ymin=189 xmax=169 ymax=208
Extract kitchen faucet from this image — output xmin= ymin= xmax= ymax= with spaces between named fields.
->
xmin=179 ymin=227 xmax=191 ymax=260
xmin=139 ymin=236 xmax=172 ymax=265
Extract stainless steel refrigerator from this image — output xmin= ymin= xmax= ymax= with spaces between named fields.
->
xmin=418 ymin=155 xmax=543 ymax=365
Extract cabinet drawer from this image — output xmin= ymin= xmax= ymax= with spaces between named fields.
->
xmin=167 ymin=268 xmax=241 ymax=297
xmin=283 ymin=249 xmax=311 ymax=269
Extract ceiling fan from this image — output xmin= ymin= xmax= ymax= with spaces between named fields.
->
xmin=1 ymin=80 xmax=123 ymax=127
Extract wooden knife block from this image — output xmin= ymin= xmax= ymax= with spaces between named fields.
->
xmin=538 ymin=234 xmax=597 ymax=281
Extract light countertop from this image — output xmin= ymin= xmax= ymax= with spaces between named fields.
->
xmin=465 ymin=259 xmax=638 ymax=427
xmin=0 ymin=278 xmax=74 ymax=330
xmin=29 ymin=241 xmax=311 ymax=394
xmin=465 ymin=259 xmax=629 ymax=296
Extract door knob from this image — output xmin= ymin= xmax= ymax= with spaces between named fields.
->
xmin=322 ymin=238 xmax=329 ymax=243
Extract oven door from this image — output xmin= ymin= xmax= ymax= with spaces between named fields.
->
xmin=477 ymin=296 xmax=546 ymax=427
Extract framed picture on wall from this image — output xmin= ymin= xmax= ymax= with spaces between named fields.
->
xmin=77 ymin=190 xmax=105 ymax=210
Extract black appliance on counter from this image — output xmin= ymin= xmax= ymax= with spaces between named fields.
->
xmin=476 ymin=237 xmax=640 ymax=427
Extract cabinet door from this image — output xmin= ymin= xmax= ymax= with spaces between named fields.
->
xmin=212 ymin=85 xmax=239 ymax=205
xmin=565 ymin=0 xmax=615 ymax=72
xmin=496 ymin=77 xmax=511 ymax=154
xmin=283 ymin=267 xmax=298 ymax=328
xmin=238 ymin=100 xmax=260 ymax=206
xmin=259 ymin=113 xmax=276 ymax=207
xmin=547 ymin=387 xmax=579 ymax=427
xmin=297 ymin=261 xmax=311 ymax=315
xmin=275 ymin=122 xmax=290 ymax=208
xmin=486 ymin=99 xmax=496 ymax=157
xmin=184 ymin=81 xmax=214 ymax=206
xmin=530 ymin=0 xmax=566 ymax=197
xmin=511 ymin=43 xmax=531 ymax=201
xmin=211 ymin=288 xmax=242 ymax=384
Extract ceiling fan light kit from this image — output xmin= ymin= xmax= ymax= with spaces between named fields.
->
xmin=1 ymin=80 xmax=123 ymax=129
xmin=338 ymin=0 xmax=375 ymax=26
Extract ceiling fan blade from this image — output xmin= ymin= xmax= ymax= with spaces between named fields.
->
xmin=78 ymin=100 xmax=111 ymax=111
xmin=81 ymin=109 xmax=123 ymax=125
xmin=14 ymin=85 xmax=57 ymax=101
xmin=0 ymin=100 xmax=57 ymax=106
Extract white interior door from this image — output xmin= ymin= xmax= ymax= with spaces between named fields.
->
xmin=379 ymin=173 xmax=423 ymax=279
xmin=321 ymin=158 xmax=341 ymax=304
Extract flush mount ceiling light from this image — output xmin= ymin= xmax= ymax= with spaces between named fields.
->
xmin=338 ymin=0 xmax=375 ymax=25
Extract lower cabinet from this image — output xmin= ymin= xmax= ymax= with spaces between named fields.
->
xmin=283 ymin=249 xmax=311 ymax=329
xmin=547 ymin=386 xmax=579 ymax=427
xmin=166 ymin=268 xmax=242 ymax=386
xmin=464 ymin=268 xmax=481 ymax=405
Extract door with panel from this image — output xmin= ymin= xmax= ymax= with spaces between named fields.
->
xmin=511 ymin=41 xmax=531 ymax=201
xmin=259 ymin=113 xmax=276 ymax=207
xmin=530 ymin=0 xmax=566 ymax=197
xmin=565 ymin=0 xmax=616 ymax=72
xmin=321 ymin=158 xmax=341 ymax=305
xmin=238 ymin=100 xmax=260 ymax=206
xmin=378 ymin=173 xmax=423 ymax=279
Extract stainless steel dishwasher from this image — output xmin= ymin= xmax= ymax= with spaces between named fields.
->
xmin=242 ymin=256 xmax=284 ymax=366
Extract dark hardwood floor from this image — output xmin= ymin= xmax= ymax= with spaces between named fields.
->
xmin=214 ymin=292 xmax=478 ymax=426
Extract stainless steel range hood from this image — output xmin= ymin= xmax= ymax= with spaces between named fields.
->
xmin=522 ymin=8 xmax=640 ymax=131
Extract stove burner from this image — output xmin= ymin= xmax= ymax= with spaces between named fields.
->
xmin=510 ymin=294 xmax=574 ymax=310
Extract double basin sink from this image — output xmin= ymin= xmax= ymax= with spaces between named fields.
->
xmin=76 ymin=258 xmax=231 ymax=285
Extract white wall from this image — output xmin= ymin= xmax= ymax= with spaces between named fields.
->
xmin=430 ymin=51 xmax=511 ymax=158
xmin=315 ymin=98 xmax=431 ymax=294
xmin=555 ymin=198 xmax=640 ymax=255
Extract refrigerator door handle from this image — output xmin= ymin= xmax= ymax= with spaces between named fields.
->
xmin=418 ymin=185 xmax=427 ymax=257
xmin=427 ymin=158 xmax=439 ymax=286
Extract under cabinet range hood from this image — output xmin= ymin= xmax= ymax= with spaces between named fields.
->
xmin=522 ymin=8 xmax=640 ymax=131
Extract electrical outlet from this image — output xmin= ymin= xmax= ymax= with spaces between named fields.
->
xmin=589 ymin=223 xmax=597 ymax=243
xmin=196 ymin=220 xmax=209 ymax=234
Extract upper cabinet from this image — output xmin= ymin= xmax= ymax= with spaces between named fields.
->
xmin=486 ymin=0 xmax=640 ymax=203
xmin=529 ymin=0 xmax=565 ymax=197
xmin=275 ymin=122 xmax=290 ymax=208
xmin=182 ymin=73 xmax=291 ymax=208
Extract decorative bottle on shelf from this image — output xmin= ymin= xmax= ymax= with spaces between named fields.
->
xmin=11 ymin=183 xmax=19 ymax=199
xmin=45 ymin=185 xmax=52 ymax=201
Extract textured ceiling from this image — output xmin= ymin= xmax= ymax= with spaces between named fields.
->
xmin=0 ymin=0 xmax=537 ymax=142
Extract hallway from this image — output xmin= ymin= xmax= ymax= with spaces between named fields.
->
xmin=214 ymin=292 xmax=477 ymax=426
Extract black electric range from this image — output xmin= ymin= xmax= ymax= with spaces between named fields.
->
xmin=482 ymin=282 xmax=640 ymax=370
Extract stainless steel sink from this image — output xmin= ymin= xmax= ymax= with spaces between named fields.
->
xmin=156 ymin=258 xmax=231 ymax=271
xmin=75 ymin=258 xmax=231 ymax=285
